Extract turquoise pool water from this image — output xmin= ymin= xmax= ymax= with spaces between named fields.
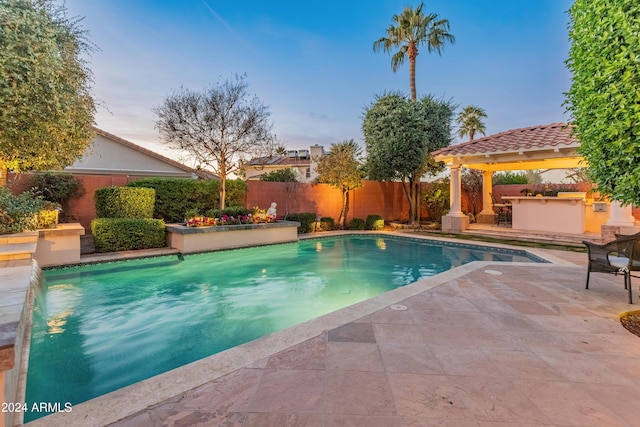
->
xmin=25 ymin=235 xmax=542 ymax=421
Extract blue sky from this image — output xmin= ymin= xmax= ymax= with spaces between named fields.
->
xmin=65 ymin=0 xmax=574 ymax=158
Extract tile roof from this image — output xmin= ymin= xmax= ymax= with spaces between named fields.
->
xmin=432 ymin=123 xmax=577 ymax=157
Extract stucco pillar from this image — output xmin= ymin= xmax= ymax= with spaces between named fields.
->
xmin=442 ymin=165 xmax=469 ymax=232
xmin=601 ymin=200 xmax=638 ymax=242
xmin=606 ymin=201 xmax=635 ymax=227
xmin=477 ymin=170 xmax=496 ymax=224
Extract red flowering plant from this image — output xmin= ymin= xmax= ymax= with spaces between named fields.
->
xmin=184 ymin=207 xmax=275 ymax=227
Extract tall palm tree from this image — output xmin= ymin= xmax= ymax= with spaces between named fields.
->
xmin=456 ymin=105 xmax=487 ymax=141
xmin=373 ymin=3 xmax=455 ymax=101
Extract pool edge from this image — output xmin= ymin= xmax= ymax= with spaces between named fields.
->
xmin=23 ymin=232 xmax=571 ymax=426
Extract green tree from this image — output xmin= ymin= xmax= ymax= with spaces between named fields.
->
xmin=0 ymin=0 xmax=96 ymax=173
xmin=461 ymin=168 xmax=483 ymax=215
xmin=154 ymin=74 xmax=276 ymax=209
xmin=363 ymin=92 xmax=454 ymax=225
xmin=373 ymin=2 xmax=454 ymax=102
xmin=315 ymin=139 xmax=364 ymax=229
xmin=259 ymin=168 xmax=297 ymax=182
xmin=456 ymin=105 xmax=487 ymax=141
xmin=565 ymin=0 xmax=640 ymax=206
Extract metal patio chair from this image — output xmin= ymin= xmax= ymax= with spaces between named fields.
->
xmin=583 ymin=233 xmax=640 ymax=304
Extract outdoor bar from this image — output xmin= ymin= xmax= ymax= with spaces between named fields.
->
xmin=502 ymin=194 xmax=607 ymax=234
xmin=431 ymin=123 xmax=638 ymax=237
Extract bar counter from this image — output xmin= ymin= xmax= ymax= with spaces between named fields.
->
xmin=502 ymin=196 xmax=588 ymax=234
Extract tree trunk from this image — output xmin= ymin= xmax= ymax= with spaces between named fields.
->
xmin=413 ymin=180 xmax=421 ymax=224
xmin=400 ymin=179 xmax=418 ymax=225
xmin=409 ymin=57 xmax=417 ymax=102
xmin=219 ymin=176 xmax=226 ymax=209
xmin=408 ymin=42 xmax=418 ymax=102
xmin=339 ymin=188 xmax=349 ymax=229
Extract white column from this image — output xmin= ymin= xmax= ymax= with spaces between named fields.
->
xmin=606 ymin=200 xmax=636 ymax=226
xmin=448 ymin=166 xmax=466 ymax=217
xmin=480 ymin=170 xmax=494 ymax=215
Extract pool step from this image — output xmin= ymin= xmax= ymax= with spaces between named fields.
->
xmin=462 ymin=228 xmax=601 ymax=247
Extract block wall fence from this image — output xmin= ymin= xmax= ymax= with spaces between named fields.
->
xmin=7 ymin=173 xmax=640 ymax=233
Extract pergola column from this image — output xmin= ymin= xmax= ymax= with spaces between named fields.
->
xmin=606 ymin=201 xmax=635 ymax=227
xmin=601 ymin=200 xmax=638 ymax=242
xmin=441 ymin=165 xmax=469 ymax=233
xmin=476 ymin=170 xmax=496 ymax=224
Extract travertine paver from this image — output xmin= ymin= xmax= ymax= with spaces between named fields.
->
xmin=103 ymin=259 xmax=640 ymax=427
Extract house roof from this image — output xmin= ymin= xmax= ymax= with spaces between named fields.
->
xmin=67 ymin=128 xmax=217 ymax=179
xmin=93 ymin=128 xmax=196 ymax=174
xmin=243 ymin=156 xmax=311 ymax=167
xmin=432 ymin=123 xmax=584 ymax=172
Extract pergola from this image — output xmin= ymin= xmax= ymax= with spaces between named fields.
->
xmin=431 ymin=123 xmax=635 ymax=233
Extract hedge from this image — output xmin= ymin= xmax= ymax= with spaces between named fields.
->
xmin=365 ymin=214 xmax=384 ymax=230
xmin=127 ymin=178 xmax=247 ymax=222
xmin=91 ymin=218 xmax=166 ymax=252
xmin=94 ymin=187 xmax=155 ymax=219
xmin=284 ymin=212 xmax=315 ymax=234
xmin=319 ymin=216 xmax=334 ymax=231
xmin=348 ymin=218 xmax=366 ymax=230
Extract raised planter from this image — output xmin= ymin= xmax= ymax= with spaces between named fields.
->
xmin=33 ymin=223 xmax=85 ymax=267
xmin=165 ymin=220 xmax=300 ymax=253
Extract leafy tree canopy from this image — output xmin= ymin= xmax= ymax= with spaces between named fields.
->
xmin=315 ymin=139 xmax=364 ymax=228
xmin=260 ymin=167 xmax=297 ymax=182
xmin=565 ymin=0 xmax=640 ymax=205
xmin=154 ymin=74 xmax=276 ymax=209
xmin=0 ymin=0 xmax=96 ymax=171
xmin=363 ymin=92 xmax=454 ymax=224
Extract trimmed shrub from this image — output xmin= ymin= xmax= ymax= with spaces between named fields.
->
xmin=0 ymin=187 xmax=44 ymax=234
xmin=284 ymin=212 xmax=315 ymax=234
xmin=127 ymin=178 xmax=247 ymax=222
xmin=365 ymin=214 xmax=384 ymax=230
xmin=348 ymin=218 xmax=366 ymax=230
xmin=91 ymin=218 xmax=166 ymax=252
xmin=28 ymin=172 xmax=84 ymax=221
xmin=492 ymin=171 xmax=529 ymax=185
xmin=94 ymin=187 xmax=155 ymax=219
xmin=319 ymin=216 xmax=335 ymax=231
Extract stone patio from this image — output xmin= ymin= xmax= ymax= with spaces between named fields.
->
xmin=25 ymin=243 xmax=640 ymax=427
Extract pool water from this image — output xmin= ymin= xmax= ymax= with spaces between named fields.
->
xmin=25 ymin=235 xmax=541 ymax=421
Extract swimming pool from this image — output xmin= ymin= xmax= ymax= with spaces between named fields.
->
xmin=25 ymin=234 xmax=543 ymax=421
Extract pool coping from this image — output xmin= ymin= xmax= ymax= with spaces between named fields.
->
xmin=23 ymin=231 xmax=576 ymax=426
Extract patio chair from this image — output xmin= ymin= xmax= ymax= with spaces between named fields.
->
xmin=615 ymin=231 xmax=640 ymax=281
xmin=583 ymin=234 xmax=639 ymax=304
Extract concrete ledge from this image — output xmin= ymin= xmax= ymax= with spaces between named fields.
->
xmin=33 ymin=223 xmax=85 ymax=267
xmin=166 ymin=221 xmax=300 ymax=253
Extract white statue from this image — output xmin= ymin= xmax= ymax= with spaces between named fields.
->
xmin=266 ymin=202 xmax=277 ymax=220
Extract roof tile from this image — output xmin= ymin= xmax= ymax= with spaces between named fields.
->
xmin=432 ymin=123 xmax=577 ymax=157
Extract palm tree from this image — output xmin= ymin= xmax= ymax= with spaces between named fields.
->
xmin=373 ymin=3 xmax=455 ymax=102
xmin=456 ymin=105 xmax=487 ymax=141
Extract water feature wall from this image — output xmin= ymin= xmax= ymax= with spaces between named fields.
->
xmin=0 ymin=230 xmax=39 ymax=427
xmin=0 ymin=224 xmax=72 ymax=427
